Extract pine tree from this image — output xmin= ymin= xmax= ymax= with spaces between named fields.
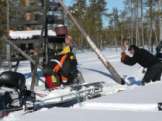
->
xmin=87 ymin=0 xmax=106 ymax=46
xmin=0 ymin=0 xmax=6 ymax=37
xmin=69 ymin=0 xmax=88 ymax=48
xmin=69 ymin=0 xmax=107 ymax=48
xmin=0 ymin=0 xmax=7 ymax=54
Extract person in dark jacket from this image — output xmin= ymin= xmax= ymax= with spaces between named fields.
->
xmin=156 ymin=41 xmax=162 ymax=61
xmin=121 ymin=45 xmax=162 ymax=85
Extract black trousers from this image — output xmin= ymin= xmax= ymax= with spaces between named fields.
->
xmin=142 ymin=62 xmax=162 ymax=84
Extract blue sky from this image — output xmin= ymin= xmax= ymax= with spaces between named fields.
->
xmin=64 ymin=0 xmax=124 ymax=11
xmin=64 ymin=0 xmax=124 ymax=26
xmin=107 ymin=0 xmax=124 ymax=11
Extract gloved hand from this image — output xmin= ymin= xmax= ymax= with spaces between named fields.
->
xmin=53 ymin=65 xmax=61 ymax=73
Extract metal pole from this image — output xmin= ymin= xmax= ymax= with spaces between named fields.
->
xmin=58 ymin=0 xmax=124 ymax=85
xmin=44 ymin=0 xmax=48 ymax=65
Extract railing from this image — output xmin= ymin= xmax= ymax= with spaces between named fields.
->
xmin=34 ymin=82 xmax=104 ymax=109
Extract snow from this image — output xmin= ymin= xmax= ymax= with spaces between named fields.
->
xmin=12 ymin=107 xmax=162 ymax=121
xmin=74 ymin=81 xmax=162 ymax=112
xmin=74 ymin=102 xmax=159 ymax=112
xmin=88 ymin=81 xmax=162 ymax=104
xmin=9 ymin=30 xmax=56 ymax=39
xmin=1 ymin=48 xmax=162 ymax=121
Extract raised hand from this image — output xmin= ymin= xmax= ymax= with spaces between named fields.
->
xmin=121 ymin=40 xmax=129 ymax=52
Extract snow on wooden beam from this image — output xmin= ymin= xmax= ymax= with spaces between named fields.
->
xmin=9 ymin=30 xmax=56 ymax=40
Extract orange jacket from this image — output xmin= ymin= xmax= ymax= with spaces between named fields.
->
xmin=53 ymin=54 xmax=68 ymax=73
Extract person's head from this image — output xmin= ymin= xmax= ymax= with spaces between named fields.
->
xmin=128 ymin=45 xmax=138 ymax=55
xmin=65 ymin=35 xmax=73 ymax=47
xmin=55 ymin=24 xmax=68 ymax=37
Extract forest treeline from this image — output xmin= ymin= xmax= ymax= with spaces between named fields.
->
xmin=0 ymin=0 xmax=162 ymax=50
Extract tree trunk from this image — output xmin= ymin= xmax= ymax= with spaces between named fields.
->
xmin=131 ymin=0 xmax=134 ymax=44
xmin=159 ymin=0 xmax=162 ymax=42
xmin=141 ymin=0 xmax=144 ymax=47
xmin=6 ymin=0 xmax=12 ymax=70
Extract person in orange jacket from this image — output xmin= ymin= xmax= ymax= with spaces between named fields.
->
xmin=53 ymin=35 xmax=78 ymax=85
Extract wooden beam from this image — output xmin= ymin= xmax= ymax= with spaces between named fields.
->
xmin=58 ymin=0 xmax=124 ymax=85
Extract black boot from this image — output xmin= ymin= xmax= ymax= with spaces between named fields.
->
xmin=141 ymin=81 xmax=145 ymax=86
xmin=121 ymin=78 xmax=126 ymax=85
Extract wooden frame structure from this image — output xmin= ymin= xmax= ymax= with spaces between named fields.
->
xmin=3 ymin=0 xmax=124 ymax=92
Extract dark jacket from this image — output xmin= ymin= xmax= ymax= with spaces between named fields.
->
xmin=121 ymin=47 xmax=160 ymax=68
xmin=156 ymin=41 xmax=162 ymax=59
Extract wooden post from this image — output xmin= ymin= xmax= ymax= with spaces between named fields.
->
xmin=6 ymin=0 xmax=12 ymax=70
xmin=58 ymin=0 xmax=124 ymax=84
xmin=30 ymin=62 xmax=37 ymax=91
xmin=30 ymin=49 xmax=39 ymax=91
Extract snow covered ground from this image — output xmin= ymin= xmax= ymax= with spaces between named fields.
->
xmin=1 ymin=48 xmax=162 ymax=121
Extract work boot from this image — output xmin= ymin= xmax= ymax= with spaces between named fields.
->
xmin=121 ymin=78 xmax=126 ymax=85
